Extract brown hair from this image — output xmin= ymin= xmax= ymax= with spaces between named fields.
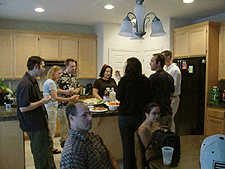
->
xmin=99 ymin=64 xmax=113 ymax=78
xmin=153 ymin=53 xmax=165 ymax=68
xmin=65 ymin=58 xmax=77 ymax=66
xmin=125 ymin=57 xmax=142 ymax=75
xmin=161 ymin=50 xmax=172 ymax=59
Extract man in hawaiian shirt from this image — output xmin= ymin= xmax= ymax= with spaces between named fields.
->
xmin=56 ymin=58 xmax=80 ymax=148
xmin=60 ymin=101 xmax=119 ymax=169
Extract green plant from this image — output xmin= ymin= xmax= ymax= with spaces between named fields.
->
xmin=0 ymin=78 xmax=13 ymax=95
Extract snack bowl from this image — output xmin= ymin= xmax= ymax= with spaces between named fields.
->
xmin=108 ymin=105 xmax=119 ymax=111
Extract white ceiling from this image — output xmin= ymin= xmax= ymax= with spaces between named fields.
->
xmin=0 ymin=0 xmax=225 ymax=26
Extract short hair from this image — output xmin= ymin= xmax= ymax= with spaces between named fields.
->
xmin=153 ymin=53 xmax=165 ymax=68
xmin=161 ymin=50 xmax=173 ymax=59
xmin=27 ymin=56 xmax=44 ymax=70
xmin=99 ymin=64 xmax=113 ymax=78
xmin=143 ymin=102 xmax=160 ymax=114
xmin=125 ymin=57 xmax=142 ymax=75
xmin=45 ymin=66 xmax=62 ymax=81
xmin=65 ymin=58 xmax=77 ymax=66
xmin=66 ymin=101 xmax=84 ymax=125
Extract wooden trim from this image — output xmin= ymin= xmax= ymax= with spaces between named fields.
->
xmin=0 ymin=29 xmax=97 ymax=39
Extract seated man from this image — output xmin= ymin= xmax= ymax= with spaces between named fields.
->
xmin=200 ymin=134 xmax=225 ymax=168
xmin=60 ymin=101 xmax=119 ymax=169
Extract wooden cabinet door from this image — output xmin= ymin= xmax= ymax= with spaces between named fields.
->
xmin=78 ymin=38 xmax=97 ymax=78
xmin=206 ymin=108 xmax=225 ymax=135
xmin=39 ymin=35 xmax=59 ymax=60
xmin=0 ymin=33 xmax=13 ymax=79
xmin=173 ymin=30 xmax=189 ymax=58
xmin=59 ymin=37 xmax=78 ymax=61
xmin=219 ymin=24 xmax=225 ymax=80
xmin=14 ymin=34 xmax=39 ymax=79
xmin=189 ymin=26 xmax=207 ymax=56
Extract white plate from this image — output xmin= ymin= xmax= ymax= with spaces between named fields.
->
xmin=90 ymin=108 xmax=108 ymax=113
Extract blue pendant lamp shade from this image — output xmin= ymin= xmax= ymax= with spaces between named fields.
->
xmin=150 ymin=16 xmax=166 ymax=37
xmin=118 ymin=16 xmax=133 ymax=37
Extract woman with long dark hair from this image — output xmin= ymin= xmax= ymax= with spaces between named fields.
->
xmin=116 ymin=57 xmax=151 ymax=169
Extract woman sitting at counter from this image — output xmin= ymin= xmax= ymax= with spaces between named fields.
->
xmin=138 ymin=103 xmax=161 ymax=148
xmin=92 ymin=64 xmax=117 ymax=100
xmin=43 ymin=66 xmax=77 ymax=154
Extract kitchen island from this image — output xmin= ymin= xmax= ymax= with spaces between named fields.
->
xmin=0 ymin=106 xmax=25 ymax=169
xmin=90 ymin=109 xmax=122 ymax=161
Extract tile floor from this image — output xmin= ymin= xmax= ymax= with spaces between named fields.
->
xmin=25 ymin=137 xmax=123 ymax=169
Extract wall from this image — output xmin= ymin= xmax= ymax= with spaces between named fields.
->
xmin=194 ymin=13 xmax=225 ymax=24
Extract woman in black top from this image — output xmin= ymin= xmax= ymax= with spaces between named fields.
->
xmin=93 ymin=64 xmax=117 ymax=100
xmin=116 ymin=57 xmax=151 ymax=169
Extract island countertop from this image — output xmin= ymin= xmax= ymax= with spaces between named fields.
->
xmin=0 ymin=105 xmax=118 ymax=122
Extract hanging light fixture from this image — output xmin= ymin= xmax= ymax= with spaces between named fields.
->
xmin=118 ymin=0 xmax=166 ymax=39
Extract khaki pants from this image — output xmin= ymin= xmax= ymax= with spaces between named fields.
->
xmin=45 ymin=103 xmax=58 ymax=144
xmin=170 ymin=95 xmax=180 ymax=133
xmin=58 ymin=107 xmax=69 ymax=144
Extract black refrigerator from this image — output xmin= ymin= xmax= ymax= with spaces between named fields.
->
xmin=173 ymin=57 xmax=206 ymax=135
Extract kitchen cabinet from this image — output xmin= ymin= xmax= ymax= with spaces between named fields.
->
xmin=0 ymin=33 xmax=13 ymax=79
xmin=59 ymin=37 xmax=79 ymax=61
xmin=14 ymin=33 xmax=39 ymax=79
xmin=39 ymin=35 xmax=59 ymax=60
xmin=173 ymin=22 xmax=209 ymax=58
xmin=205 ymin=107 xmax=225 ymax=135
xmin=0 ymin=29 xmax=97 ymax=79
xmin=219 ymin=23 xmax=225 ymax=81
xmin=78 ymin=38 xmax=97 ymax=78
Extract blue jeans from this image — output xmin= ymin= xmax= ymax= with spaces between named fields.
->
xmin=119 ymin=115 xmax=144 ymax=169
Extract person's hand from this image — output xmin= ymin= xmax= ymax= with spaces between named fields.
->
xmin=69 ymin=95 xmax=79 ymax=101
xmin=42 ymin=96 xmax=51 ymax=104
xmin=115 ymin=70 xmax=121 ymax=81
xmin=74 ymin=88 xmax=80 ymax=94
xmin=66 ymin=90 xmax=74 ymax=96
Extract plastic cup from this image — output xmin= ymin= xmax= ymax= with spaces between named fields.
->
xmin=43 ymin=93 xmax=50 ymax=98
xmin=162 ymin=146 xmax=174 ymax=166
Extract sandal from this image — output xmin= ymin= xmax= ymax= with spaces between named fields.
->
xmin=52 ymin=149 xmax=61 ymax=154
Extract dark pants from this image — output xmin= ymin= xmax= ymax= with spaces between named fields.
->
xmin=27 ymin=129 xmax=56 ymax=169
xmin=119 ymin=115 xmax=144 ymax=169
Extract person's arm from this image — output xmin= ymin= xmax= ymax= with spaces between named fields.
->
xmin=19 ymin=96 xmax=51 ymax=113
xmin=57 ymin=88 xmax=74 ymax=96
xmin=138 ymin=126 xmax=151 ymax=149
xmin=51 ymin=90 xmax=78 ymax=101
xmin=115 ymin=70 xmax=121 ymax=81
xmin=108 ymin=150 xmax=120 ymax=169
xmin=74 ymin=88 xmax=80 ymax=94
xmin=92 ymin=88 xmax=103 ymax=100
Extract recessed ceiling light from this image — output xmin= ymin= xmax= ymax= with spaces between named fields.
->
xmin=104 ymin=4 xmax=114 ymax=10
xmin=183 ymin=0 xmax=194 ymax=3
xmin=35 ymin=7 xmax=45 ymax=13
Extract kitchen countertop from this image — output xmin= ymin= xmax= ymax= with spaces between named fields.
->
xmin=0 ymin=105 xmax=119 ymax=121
xmin=207 ymin=102 xmax=225 ymax=109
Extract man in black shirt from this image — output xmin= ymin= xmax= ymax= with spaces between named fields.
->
xmin=17 ymin=56 xmax=56 ymax=169
xmin=149 ymin=53 xmax=175 ymax=129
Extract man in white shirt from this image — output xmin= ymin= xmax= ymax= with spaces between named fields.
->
xmin=162 ymin=50 xmax=181 ymax=133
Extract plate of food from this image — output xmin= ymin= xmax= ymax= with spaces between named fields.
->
xmin=90 ymin=106 xmax=108 ymax=113
xmin=82 ymin=98 xmax=103 ymax=106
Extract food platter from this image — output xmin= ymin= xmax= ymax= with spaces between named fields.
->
xmin=82 ymin=98 xmax=103 ymax=106
xmin=90 ymin=107 xmax=108 ymax=113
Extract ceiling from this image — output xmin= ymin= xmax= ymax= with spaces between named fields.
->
xmin=1 ymin=0 xmax=225 ymax=26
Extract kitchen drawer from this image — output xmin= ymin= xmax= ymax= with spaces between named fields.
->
xmin=208 ymin=108 xmax=225 ymax=119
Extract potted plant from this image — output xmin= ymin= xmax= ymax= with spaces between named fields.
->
xmin=0 ymin=78 xmax=13 ymax=95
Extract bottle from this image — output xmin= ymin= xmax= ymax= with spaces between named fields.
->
xmin=83 ymin=86 xmax=86 ymax=95
xmin=211 ymin=86 xmax=219 ymax=104
xmin=80 ymin=85 xmax=83 ymax=95
xmin=103 ymin=87 xmax=110 ymax=103
xmin=222 ymin=89 xmax=225 ymax=103
xmin=109 ymin=87 xmax=116 ymax=102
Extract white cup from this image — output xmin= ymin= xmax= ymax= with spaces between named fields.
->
xmin=69 ymin=87 xmax=74 ymax=90
xmin=162 ymin=146 xmax=174 ymax=166
xmin=43 ymin=93 xmax=50 ymax=98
